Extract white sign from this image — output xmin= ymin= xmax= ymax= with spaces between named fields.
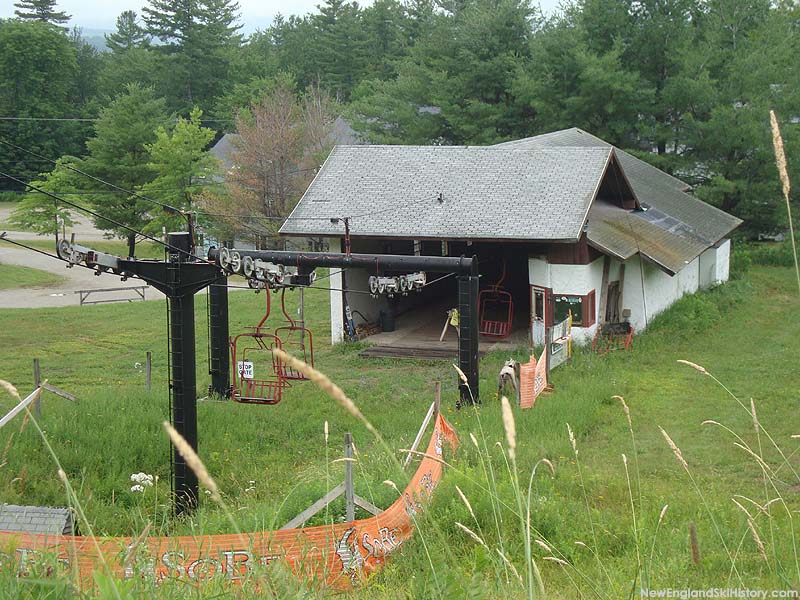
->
xmin=237 ymin=361 xmax=254 ymax=379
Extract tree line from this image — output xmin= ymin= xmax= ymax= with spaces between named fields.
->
xmin=1 ymin=0 xmax=798 ymax=243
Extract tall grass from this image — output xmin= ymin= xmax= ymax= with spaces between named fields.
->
xmin=0 ymin=265 xmax=798 ymax=596
xmin=770 ymin=110 xmax=800 ymax=296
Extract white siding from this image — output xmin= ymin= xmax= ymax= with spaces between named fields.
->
xmin=329 ymin=238 xmax=344 ymax=344
xmin=622 ymin=255 xmax=700 ymax=331
xmin=528 ymin=256 xmax=605 ymax=344
xmin=699 ymin=239 xmax=731 ymax=288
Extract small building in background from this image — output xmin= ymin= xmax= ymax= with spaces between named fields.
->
xmin=0 ymin=504 xmax=78 ymax=536
xmin=279 ymin=128 xmax=741 ymax=350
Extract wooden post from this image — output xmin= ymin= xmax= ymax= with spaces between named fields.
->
xmin=145 ymin=351 xmax=152 ymax=392
xmin=344 ymin=433 xmax=355 ymax=522
xmin=33 ymin=358 xmax=41 ymax=418
xmin=433 ymin=381 xmax=441 ymax=421
xmin=597 ymin=256 xmax=611 ymax=326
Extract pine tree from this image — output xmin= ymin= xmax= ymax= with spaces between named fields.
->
xmin=83 ymin=84 xmax=168 ymax=257
xmin=142 ymin=0 xmax=242 ymax=110
xmin=312 ymin=0 xmax=368 ymax=101
xmin=105 ymin=11 xmax=150 ymax=53
xmin=13 ymin=0 xmax=70 ymax=25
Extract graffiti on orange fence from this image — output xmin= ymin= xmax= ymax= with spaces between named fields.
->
xmin=0 ymin=414 xmax=457 ymax=591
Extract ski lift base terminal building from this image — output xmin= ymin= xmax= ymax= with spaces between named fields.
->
xmin=279 ymin=128 xmax=741 ymax=352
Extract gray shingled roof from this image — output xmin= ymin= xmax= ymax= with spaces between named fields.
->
xmin=281 ymin=144 xmax=614 ymax=241
xmin=0 ymin=504 xmax=77 ymax=536
xmin=210 ymin=117 xmax=364 ymax=172
xmin=496 ymin=128 xmax=741 ymax=244
xmin=210 ymin=133 xmax=240 ymax=171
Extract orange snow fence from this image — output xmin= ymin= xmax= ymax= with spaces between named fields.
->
xmin=0 ymin=414 xmax=457 ymax=591
xmin=519 ymin=352 xmax=548 ymax=409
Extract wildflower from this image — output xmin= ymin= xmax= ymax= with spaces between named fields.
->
xmin=130 ymin=472 xmax=154 ymax=487
xmin=130 ymin=484 xmax=145 ymax=493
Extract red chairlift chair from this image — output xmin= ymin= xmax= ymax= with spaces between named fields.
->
xmin=273 ymin=288 xmax=314 ymax=381
xmin=229 ymin=290 xmax=288 ymax=405
xmin=479 ymin=258 xmax=514 ymax=338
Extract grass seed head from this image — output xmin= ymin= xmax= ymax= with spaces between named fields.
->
xmin=543 ymin=556 xmax=569 ymax=566
xmin=677 ymin=360 xmax=709 ymax=375
xmin=324 ymin=421 xmax=329 ymax=443
xmin=163 ymin=421 xmax=220 ymax=503
xmin=747 ymin=518 xmax=768 ymax=563
xmin=613 ymin=395 xmax=632 ymax=429
xmin=771 ymin=110 xmax=791 ymax=200
xmin=455 ymin=485 xmax=476 ymax=520
xmin=383 ymin=479 xmax=400 ymax=494
xmin=455 ymin=522 xmax=488 ymax=549
xmin=659 ymin=426 xmax=688 ymax=470
xmin=496 ymin=549 xmax=523 ymax=584
xmin=733 ymin=442 xmax=773 ymax=474
xmin=658 ymin=504 xmax=669 ymax=525
xmin=273 ymin=348 xmax=377 ymax=437
xmin=732 ymin=498 xmax=753 ymax=520
xmin=535 ymin=539 xmax=552 ymax=553
xmin=469 ymin=432 xmax=479 ymax=449
xmin=567 ymin=423 xmax=578 ymax=457
xmin=500 ymin=396 xmax=516 ymax=462
xmin=536 ymin=458 xmax=555 ymax=476
xmin=750 ymin=399 xmax=759 ymax=434
xmin=0 ymin=380 xmax=20 ymax=400
xmin=452 ymin=364 xmax=469 ymax=385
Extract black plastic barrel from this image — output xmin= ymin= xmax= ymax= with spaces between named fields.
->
xmin=379 ymin=310 xmax=396 ymax=332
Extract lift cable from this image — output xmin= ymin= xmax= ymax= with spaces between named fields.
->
xmin=0 ymin=171 xmax=197 ymax=261
xmin=0 ymin=139 xmax=186 ymax=217
xmin=0 ymin=233 xmax=67 ymax=262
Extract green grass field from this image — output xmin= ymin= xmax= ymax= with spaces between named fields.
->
xmin=0 ymin=262 xmax=798 ymax=597
xmin=20 ymin=238 xmax=166 ymax=259
xmin=0 ymin=263 xmax=66 ymax=289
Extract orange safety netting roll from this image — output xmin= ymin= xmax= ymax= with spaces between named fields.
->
xmin=0 ymin=414 xmax=458 ymax=591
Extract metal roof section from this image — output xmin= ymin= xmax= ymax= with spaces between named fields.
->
xmin=587 ymin=201 xmax=710 ymax=275
xmin=496 ymin=128 xmax=741 ymax=244
xmin=0 ymin=504 xmax=77 ymax=536
xmin=280 ymin=144 xmax=613 ymax=241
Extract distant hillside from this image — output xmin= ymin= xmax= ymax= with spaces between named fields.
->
xmin=74 ymin=27 xmax=112 ymax=52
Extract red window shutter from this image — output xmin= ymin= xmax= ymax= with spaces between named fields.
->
xmin=582 ymin=290 xmax=596 ymax=327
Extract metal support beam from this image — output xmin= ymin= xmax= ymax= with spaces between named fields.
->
xmin=208 ymin=248 xmax=476 ymax=275
xmin=457 ymin=274 xmax=480 ymax=406
xmin=208 ymin=274 xmax=230 ymax=397
xmin=167 ymin=232 xmax=199 ymax=515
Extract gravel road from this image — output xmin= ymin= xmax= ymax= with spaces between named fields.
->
xmin=1 ymin=207 xmax=163 ymax=308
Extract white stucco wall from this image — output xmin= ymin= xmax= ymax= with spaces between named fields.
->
xmin=622 ymin=255 xmax=700 ymax=331
xmin=699 ymin=239 xmax=731 ymax=288
xmin=328 ymin=237 xmax=391 ymax=344
xmin=528 ymin=256 xmax=605 ymax=344
xmin=329 ymin=238 xmax=344 ymax=344
xmin=343 ymin=267 xmax=389 ymax=327
xmin=529 ymin=250 xmax=721 ymax=340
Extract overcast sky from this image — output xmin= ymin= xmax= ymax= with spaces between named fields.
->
xmin=1 ymin=0 xmax=563 ymax=33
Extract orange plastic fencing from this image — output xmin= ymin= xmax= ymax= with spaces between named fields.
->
xmin=0 ymin=414 xmax=458 ymax=591
xmin=519 ymin=353 xmax=548 ymax=409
